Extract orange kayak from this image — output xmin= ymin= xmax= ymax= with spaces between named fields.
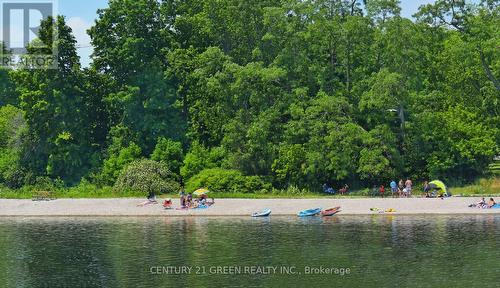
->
xmin=321 ymin=207 xmax=341 ymax=216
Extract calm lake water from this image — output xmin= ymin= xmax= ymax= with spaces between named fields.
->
xmin=0 ymin=216 xmax=499 ymax=288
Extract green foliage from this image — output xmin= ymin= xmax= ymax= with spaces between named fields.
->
xmin=359 ymin=69 xmax=407 ymax=126
xmin=1 ymin=0 xmax=499 ymax=193
xmin=0 ymin=105 xmax=26 ymax=188
xmin=100 ymin=143 xmax=142 ymax=185
xmin=180 ymin=142 xmax=225 ymax=180
xmin=90 ymin=0 xmax=184 ymax=151
xmin=272 ymin=144 xmax=307 ymax=187
xmin=186 ymin=168 xmax=271 ymax=194
xmin=357 ymin=125 xmax=401 ymax=183
xmin=12 ymin=16 xmax=106 ymax=184
xmin=0 ymin=105 xmax=25 ymax=147
xmin=407 ymin=106 xmax=498 ymax=182
xmin=0 ymin=63 xmax=17 ymax=106
xmin=114 ymin=159 xmax=180 ymax=195
xmin=151 ymin=138 xmax=184 ymax=175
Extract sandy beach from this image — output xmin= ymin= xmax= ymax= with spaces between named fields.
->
xmin=0 ymin=197 xmax=499 ymax=216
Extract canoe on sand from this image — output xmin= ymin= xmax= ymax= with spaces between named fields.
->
xmin=297 ymin=208 xmax=322 ymax=217
xmin=321 ymin=207 xmax=341 ymax=216
xmin=252 ymin=209 xmax=271 ymax=217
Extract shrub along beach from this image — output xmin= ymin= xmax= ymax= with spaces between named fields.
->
xmin=0 ymin=0 xmax=498 ymax=202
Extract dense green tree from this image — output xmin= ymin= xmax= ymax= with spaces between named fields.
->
xmin=14 ymin=16 xmax=96 ymax=184
xmin=0 ymin=105 xmax=26 ymax=187
xmin=97 ymin=124 xmax=142 ymax=185
xmin=1 ymin=0 xmax=498 ymax=192
xmin=151 ymin=138 xmax=184 ymax=175
xmin=0 ymin=43 xmax=17 ymax=106
xmin=90 ymin=0 xmax=184 ymax=153
xmin=180 ymin=142 xmax=225 ymax=181
xmin=415 ymin=0 xmax=499 ymax=92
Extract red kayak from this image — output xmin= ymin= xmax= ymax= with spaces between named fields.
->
xmin=321 ymin=207 xmax=341 ymax=216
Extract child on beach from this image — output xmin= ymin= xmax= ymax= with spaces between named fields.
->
xmin=379 ymin=185 xmax=385 ymax=198
xmin=398 ymin=179 xmax=404 ymax=197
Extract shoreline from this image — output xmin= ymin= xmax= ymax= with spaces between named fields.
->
xmin=1 ymin=198 xmax=499 ymax=217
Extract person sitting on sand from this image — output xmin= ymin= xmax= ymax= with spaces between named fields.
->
xmin=323 ymin=184 xmax=335 ymax=194
xmin=487 ymin=198 xmax=496 ymax=208
xmin=339 ymin=184 xmax=349 ymax=195
xmin=478 ymin=197 xmax=486 ymax=208
xmin=398 ymin=179 xmax=404 ymax=197
xmin=163 ymin=199 xmax=173 ymax=209
xmin=137 ymin=191 xmax=158 ymax=207
xmin=192 ymin=199 xmax=200 ymax=209
xmin=469 ymin=198 xmax=486 ymax=208
xmin=147 ymin=191 xmax=156 ymax=201
xmin=198 ymin=193 xmax=209 ymax=205
xmin=402 ymin=187 xmax=409 ymax=198
xmin=187 ymin=193 xmax=193 ymax=207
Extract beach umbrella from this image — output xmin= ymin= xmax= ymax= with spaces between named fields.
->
xmin=429 ymin=180 xmax=449 ymax=195
xmin=193 ymin=188 xmax=209 ymax=196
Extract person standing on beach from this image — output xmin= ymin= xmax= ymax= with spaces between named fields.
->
xmin=423 ymin=181 xmax=430 ymax=198
xmin=180 ymin=191 xmax=186 ymax=208
xmin=390 ymin=180 xmax=397 ymax=197
xmin=379 ymin=185 xmax=385 ymax=198
xmin=405 ymin=178 xmax=413 ymax=197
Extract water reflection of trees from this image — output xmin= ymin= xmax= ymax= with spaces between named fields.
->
xmin=1 ymin=216 xmax=499 ymax=287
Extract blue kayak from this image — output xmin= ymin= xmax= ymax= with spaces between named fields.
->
xmin=297 ymin=208 xmax=322 ymax=217
xmin=252 ymin=209 xmax=272 ymax=217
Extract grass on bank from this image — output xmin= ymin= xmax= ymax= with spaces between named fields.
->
xmin=1 ymin=177 xmax=499 ymax=199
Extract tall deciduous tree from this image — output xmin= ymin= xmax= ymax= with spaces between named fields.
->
xmin=90 ymin=0 xmax=183 ymax=154
xmin=15 ymin=16 xmax=96 ymax=184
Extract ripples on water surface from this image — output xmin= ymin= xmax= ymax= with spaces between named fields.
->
xmin=0 ymin=216 xmax=499 ymax=288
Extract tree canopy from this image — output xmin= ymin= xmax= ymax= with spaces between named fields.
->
xmin=0 ymin=0 xmax=498 ymax=192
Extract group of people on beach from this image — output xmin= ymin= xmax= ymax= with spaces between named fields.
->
xmin=322 ymin=184 xmax=349 ymax=195
xmin=325 ymin=178 xmax=417 ymax=197
xmin=179 ymin=191 xmax=214 ymax=209
xmin=137 ymin=188 xmax=215 ymax=209
xmin=385 ymin=179 xmax=413 ymax=197
xmin=469 ymin=198 xmax=496 ymax=209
